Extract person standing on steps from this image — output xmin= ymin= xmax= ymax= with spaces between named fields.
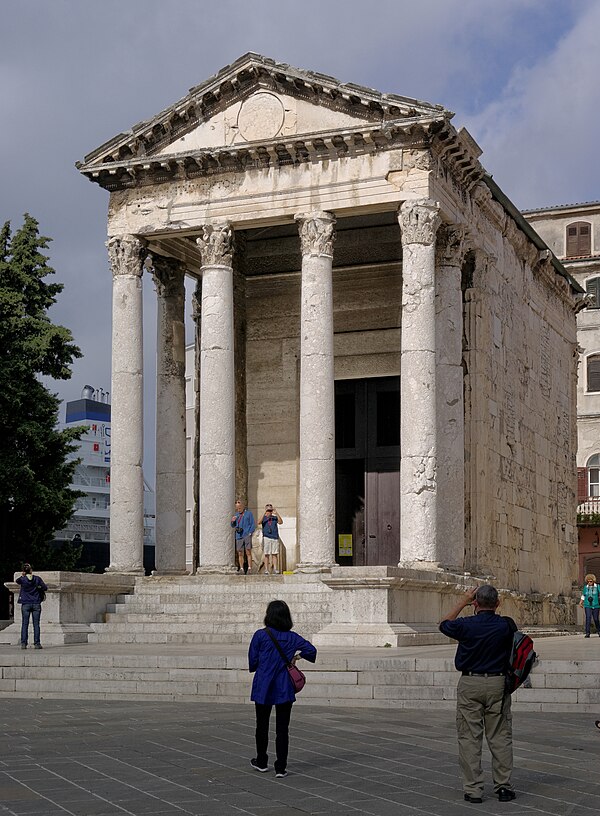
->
xmin=16 ymin=564 xmax=47 ymax=650
xmin=439 ymin=585 xmax=516 ymax=805
xmin=248 ymin=600 xmax=317 ymax=778
xmin=231 ymin=499 xmax=255 ymax=574
xmin=258 ymin=504 xmax=283 ymax=575
xmin=580 ymin=573 xmax=600 ymax=637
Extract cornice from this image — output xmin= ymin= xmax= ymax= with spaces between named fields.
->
xmin=79 ymin=116 xmax=448 ymax=192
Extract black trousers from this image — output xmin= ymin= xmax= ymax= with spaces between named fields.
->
xmin=255 ymin=701 xmax=293 ymax=773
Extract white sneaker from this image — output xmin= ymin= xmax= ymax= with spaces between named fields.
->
xmin=273 ymin=569 xmax=279 ymax=574
xmin=264 ymin=570 xmax=269 ymax=575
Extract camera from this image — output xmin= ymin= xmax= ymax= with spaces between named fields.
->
xmin=236 ymin=527 xmax=244 ymax=535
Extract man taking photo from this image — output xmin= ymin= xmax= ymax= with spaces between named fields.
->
xmin=439 ymin=585 xmax=516 ymax=804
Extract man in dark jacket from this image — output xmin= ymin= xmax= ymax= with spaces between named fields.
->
xmin=16 ymin=564 xmax=47 ymax=649
xmin=439 ymin=585 xmax=516 ymax=804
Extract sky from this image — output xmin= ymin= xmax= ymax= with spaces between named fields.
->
xmin=2 ymin=0 xmax=599 ymax=483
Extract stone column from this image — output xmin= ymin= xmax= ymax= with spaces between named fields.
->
xmin=152 ymin=254 xmax=187 ymax=574
xmin=106 ymin=235 xmax=146 ymax=574
xmin=398 ymin=200 xmax=441 ymax=567
xmin=196 ymin=223 xmax=236 ymax=572
xmin=191 ymin=280 xmax=201 ymax=573
xmin=295 ymin=211 xmax=337 ymax=572
xmin=435 ymin=225 xmax=467 ymax=570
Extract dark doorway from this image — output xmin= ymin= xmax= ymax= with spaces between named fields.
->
xmin=335 ymin=377 xmax=400 ymax=566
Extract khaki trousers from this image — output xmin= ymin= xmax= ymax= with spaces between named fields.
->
xmin=456 ymin=675 xmax=513 ymax=796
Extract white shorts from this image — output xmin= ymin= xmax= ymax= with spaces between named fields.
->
xmin=263 ymin=537 xmax=280 ymax=555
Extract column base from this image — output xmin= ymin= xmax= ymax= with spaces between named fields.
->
xmin=105 ymin=566 xmax=145 ymax=576
xmin=196 ymin=565 xmax=238 ymax=575
xmin=151 ymin=569 xmax=190 ymax=576
xmin=397 ymin=560 xmax=446 ymax=572
xmin=294 ymin=562 xmax=336 ymax=574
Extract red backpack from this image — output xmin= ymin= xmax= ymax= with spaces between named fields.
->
xmin=504 ymin=618 xmax=536 ymax=694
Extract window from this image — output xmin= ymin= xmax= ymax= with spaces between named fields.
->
xmin=587 ymin=355 xmax=600 ymax=392
xmin=588 ymin=455 xmax=600 ymax=497
xmin=566 ymin=221 xmax=591 ymax=258
xmin=586 ymin=277 xmax=600 ymax=309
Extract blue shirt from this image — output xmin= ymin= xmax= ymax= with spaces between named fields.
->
xmin=248 ymin=628 xmax=317 ymax=705
xmin=439 ymin=611 xmax=514 ymax=674
xmin=16 ymin=575 xmax=47 ymax=604
xmin=231 ymin=509 xmax=255 ymax=539
xmin=261 ymin=515 xmax=280 ymax=540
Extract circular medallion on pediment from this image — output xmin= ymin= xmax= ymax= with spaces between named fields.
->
xmin=237 ymin=92 xmax=285 ymax=141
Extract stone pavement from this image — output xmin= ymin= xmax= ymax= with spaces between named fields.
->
xmin=0 ymin=698 xmax=599 ymax=816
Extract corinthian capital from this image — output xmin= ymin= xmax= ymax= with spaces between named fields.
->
xmin=436 ymin=224 xmax=468 ymax=268
xmin=295 ymin=211 xmax=336 ymax=258
xmin=150 ymin=254 xmax=185 ymax=299
xmin=196 ymin=222 xmax=233 ymax=267
xmin=107 ymin=235 xmax=146 ymax=278
xmin=399 ymin=200 xmax=441 ymax=246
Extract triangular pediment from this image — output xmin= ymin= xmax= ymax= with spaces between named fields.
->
xmin=78 ymin=53 xmax=450 ymax=172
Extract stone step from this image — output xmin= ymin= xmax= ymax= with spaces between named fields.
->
xmin=103 ymin=612 xmax=332 ymax=625
xmin=1 ymin=648 xmax=598 ymax=711
xmin=87 ymin=632 xmax=250 ymax=644
xmin=106 ymin=601 xmax=326 ymax=621
xmin=92 ymin=618 xmax=330 ymax=634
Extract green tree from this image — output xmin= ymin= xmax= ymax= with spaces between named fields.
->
xmin=0 ymin=214 xmax=84 ymax=597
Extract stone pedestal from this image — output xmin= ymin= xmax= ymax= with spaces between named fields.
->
xmin=196 ymin=224 xmax=236 ymax=572
xmin=0 ymin=572 xmax=136 ymax=646
xmin=106 ymin=235 xmax=146 ymax=574
xmin=152 ymin=255 xmax=187 ymax=575
xmin=295 ymin=212 xmax=337 ymax=572
xmin=398 ymin=201 xmax=441 ymax=567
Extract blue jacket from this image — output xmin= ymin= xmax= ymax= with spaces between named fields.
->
xmin=249 ymin=628 xmax=317 ymax=705
xmin=231 ymin=509 xmax=255 ymax=540
xmin=16 ymin=574 xmax=47 ymax=604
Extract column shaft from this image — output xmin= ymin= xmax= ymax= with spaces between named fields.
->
xmin=153 ymin=256 xmax=187 ymax=574
xmin=436 ymin=226 xmax=467 ymax=570
xmin=295 ymin=212 xmax=336 ymax=572
xmin=196 ymin=224 xmax=236 ymax=571
xmin=398 ymin=201 xmax=441 ymax=566
xmin=106 ymin=235 xmax=145 ymax=574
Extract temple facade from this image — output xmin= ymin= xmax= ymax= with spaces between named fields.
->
xmin=77 ymin=54 xmax=583 ymax=630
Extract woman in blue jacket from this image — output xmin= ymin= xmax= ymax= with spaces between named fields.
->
xmin=248 ymin=600 xmax=317 ymax=777
xmin=16 ymin=563 xmax=47 ymax=649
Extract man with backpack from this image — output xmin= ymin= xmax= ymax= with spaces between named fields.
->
xmin=439 ymin=585 xmax=516 ymax=804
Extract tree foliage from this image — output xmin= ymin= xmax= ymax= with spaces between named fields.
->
xmin=0 ymin=214 xmax=84 ymax=589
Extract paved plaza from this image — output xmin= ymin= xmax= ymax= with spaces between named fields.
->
xmin=0 ymin=697 xmax=598 ymax=816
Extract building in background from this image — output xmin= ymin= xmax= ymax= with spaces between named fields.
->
xmin=523 ymin=202 xmax=600 ymax=583
xmin=54 ymin=386 xmax=156 ymax=572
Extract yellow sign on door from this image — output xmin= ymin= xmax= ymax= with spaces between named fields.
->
xmin=338 ymin=533 xmax=353 ymax=556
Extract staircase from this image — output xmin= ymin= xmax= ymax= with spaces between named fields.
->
xmin=88 ymin=574 xmax=334 ymax=645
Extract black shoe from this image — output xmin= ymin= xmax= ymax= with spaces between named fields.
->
xmin=250 ymin=758 xmax=268 ymax=773
xmin=464 ymin=794 xmax=483 ymax=803
xmin=497 ymin=788 xmax=516 ymax=802
xmin=585 ymin=634 xmax=590 ymax=638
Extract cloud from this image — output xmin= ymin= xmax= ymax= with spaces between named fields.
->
xmin=465 ymin=0 xmax=600 ymax=208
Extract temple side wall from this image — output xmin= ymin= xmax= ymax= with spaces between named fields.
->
xmin=460 ymin=202 xmax=578 ymax=599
